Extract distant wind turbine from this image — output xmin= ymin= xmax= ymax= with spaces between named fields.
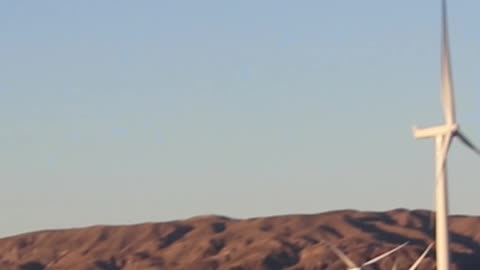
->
xmin=391 ymin=243 xmax=434 ymax=270
xmin=324 ymin=241 xmax=408 ymax=270
xmin=412 ymin=1 xmax=480 ymax=270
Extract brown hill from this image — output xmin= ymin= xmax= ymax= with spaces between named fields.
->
xmin=1 ymin=209 xmax=480 ymax=270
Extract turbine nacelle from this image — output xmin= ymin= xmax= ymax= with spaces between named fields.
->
xmin=413 ymin=123 xmax=480 ymax=158
xmin=412 ymin=124 xmax=458 ymax=140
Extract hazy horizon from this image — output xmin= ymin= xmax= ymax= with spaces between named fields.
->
xmin=1 ymin=1 xmax=480 ymax=238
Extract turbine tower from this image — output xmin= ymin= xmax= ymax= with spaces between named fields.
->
xmin=413 ymin=1 xmax=480 ymax=270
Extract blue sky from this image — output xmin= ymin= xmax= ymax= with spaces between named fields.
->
xmin=1 ymin=1 xmax=479 ymax=237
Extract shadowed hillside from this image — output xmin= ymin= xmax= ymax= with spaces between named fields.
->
xmin=1 ymin=209 xmax=480 ymax=270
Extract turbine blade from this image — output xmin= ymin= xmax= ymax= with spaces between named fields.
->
xmin=408 ymin=243 xmax=434 ymax=270
xmin=323 ymin=241 xmax=358 ymax=269
xmin=363 ymin=242 xmax=409 ymax=266
xmin=456 ymin=131 xmax=480 ymax=155
xmin=436 ymin=133 xmax=453 ymax=177
xmin=441 ymin=0 xmax=456 ymax=125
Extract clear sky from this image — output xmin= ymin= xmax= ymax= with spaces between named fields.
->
xmin=1 ymin=1 xmax=479 ymax=238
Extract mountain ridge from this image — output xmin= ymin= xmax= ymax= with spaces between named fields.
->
xmin=1 ymin=209 xmax=479 ymax=270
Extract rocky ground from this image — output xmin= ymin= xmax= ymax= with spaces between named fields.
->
xmin=1 ymin=209 xmax=480 ymax=270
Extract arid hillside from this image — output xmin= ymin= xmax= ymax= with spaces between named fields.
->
xmin=1 ymin=209 xmax=480 ymax=270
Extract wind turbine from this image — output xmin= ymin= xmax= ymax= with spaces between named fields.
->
xmin=392 ymin=243 xmax=434 ymax=270
xmin=412 ymin=1 xmax=480 ymax=270
xmin=324 ymin=241 xmax=408 ymax=270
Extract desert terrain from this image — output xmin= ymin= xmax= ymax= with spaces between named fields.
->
xmin=1 ymin=209 xmax=480 ymax=270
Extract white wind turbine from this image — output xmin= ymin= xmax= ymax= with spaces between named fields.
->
xmin=324 ymin=241 xmax=408 ymax=270
xmin=412 ymin=1 xmax=480 ymax=270
xmin=391 ymin=243 xmax=434 ymax=270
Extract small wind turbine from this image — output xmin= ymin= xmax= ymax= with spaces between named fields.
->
xmin=392 ymin=243 xmax=434 ymax=270
xmin=324 ymin=241 xmax=408 ymax=270
xmin=412 ymin=1 xmax=480 ymax=270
